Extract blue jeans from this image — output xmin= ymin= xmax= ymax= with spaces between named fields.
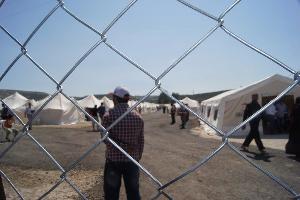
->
xmin=104 ymin=160 xmax=141 ymax=200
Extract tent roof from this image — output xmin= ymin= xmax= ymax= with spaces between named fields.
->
xmin=202 ymin=74 xmax=294 ymax=104
xmin=3 ymin=92 xmax=29 ymax=109
xmin=180 ymin=97 xmax=199 ymax=107
xmin=100 ymin=96 xmax=114 ymax=108
xmin=36 ymin=93 xmax=74 ymax=111
xmin=78 ymin=95 xmax=101 ymax=108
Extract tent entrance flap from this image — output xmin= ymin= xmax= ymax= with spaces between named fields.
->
xmin=261 ymin=95 xmax=294 ymax=135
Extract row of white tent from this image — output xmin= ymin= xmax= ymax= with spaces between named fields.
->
xmin=200 ymin=74 xmax=300 ymax=135
xmin=1 ymin=93 xmax=161 ymax=125
xmin=4 ymin=74 xmax=295 ymax=132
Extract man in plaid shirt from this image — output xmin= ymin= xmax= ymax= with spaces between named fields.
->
xmin=102 ymin=86 xmax=144 ymax=200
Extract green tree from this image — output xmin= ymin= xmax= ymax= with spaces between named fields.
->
xmin=171 ymin=92 xmax=181 ymax=104
xmin=158 ymin=92 xmax=170 ymax=104
xmin=158 ymin=92 xmax=181 ymax=104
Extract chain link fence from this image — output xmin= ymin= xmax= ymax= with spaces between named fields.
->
xmin=0 ymin=0 xmax=299 ymax=199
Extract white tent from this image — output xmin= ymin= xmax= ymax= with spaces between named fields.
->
xmin=180 ymin=97 xmax=200 ymax=114
xmin=100 ymin=96 xmax=114 ymax=110
xmin=140 ymin=102 xmax=158 ymax=113
xmin=200 ymin=74 xmax=300 ymax=135
xmin=3 ymin=92 xmax=29 ymax=110
xmin=14 ymin=98 xmax=38 ymax=114
xmin=128 ymin=100 xmax=138 ymax=107
xmin=34 ymin=93 xmax=82 ymax=125
xmin=78 ymin=95 xmax=101 ymax=108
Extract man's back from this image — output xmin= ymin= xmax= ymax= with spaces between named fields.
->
xmin=1 ymin=107 xmax=9 ymax=120
xmin=243 ymin=101 xmax=261 ymax=125
xmin=98 ymin=106 xmax=106 ymax=116
xmin=171 ymin=106 xmax=176 ymax=115
xmin=90 ymin=107 xmax=98 ymax=117
xmin=102 ymin=103 xmax=144 ymax=162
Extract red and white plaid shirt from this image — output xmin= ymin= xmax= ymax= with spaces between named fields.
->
xmin=102 ymin=103 xmax=144 ymax=162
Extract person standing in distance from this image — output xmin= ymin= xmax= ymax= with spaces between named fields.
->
xmin=170 ymin=103 xmax=176 ymax=125
xmin=178 ymin=104 xmax=189 ymax=129
xmin=90 ymin=105 xmax=99 ymax=131
xmin=241 ymin=94 xmax=266 ymax=153
xmin=102 ymin=86 xmax=144 ymax=200
xmin=24 ymin=102 xmax=34 ymax=130
xmin=98 ymin=103 xmax=106 ymax=122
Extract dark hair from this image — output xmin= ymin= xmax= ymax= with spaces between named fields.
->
xmin=252 ymin=94 xmax=258 ymax=100
xmin=7 ymin=114 xmax=13 ymax=119
xmin=114 ymin=95 xmax=129 ymax=103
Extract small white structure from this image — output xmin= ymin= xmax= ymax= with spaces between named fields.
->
xmin=34 ymin=93 xmax=82 ymax=125
xmin=200 ymin=74 xmax=300 ymax=135
xmin=140 ymin=102 xmax=158 ymax=113
xmin=180 ymin=97 xmax=200 ymax=114
xmin=100 ymin=96 xmax=114 ymax=110
xmin=78 ymin=95 xmax=101 ymax=108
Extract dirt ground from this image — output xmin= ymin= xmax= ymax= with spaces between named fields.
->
xmin=0 ymin=112 xmax=299 ymax=200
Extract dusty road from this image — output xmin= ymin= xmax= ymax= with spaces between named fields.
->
xmin=0 ymin=112 xmax=299 ymax=199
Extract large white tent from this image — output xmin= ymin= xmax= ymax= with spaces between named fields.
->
xmin=34 ymin=93 xmax=82 ymax=125
xmin=200 ymin=74 xmax=300 ymax=135
xmin=3 ymin=92 xmax=29 ymax=110
xmin=78 ymin=95 xmax=101 ymax=108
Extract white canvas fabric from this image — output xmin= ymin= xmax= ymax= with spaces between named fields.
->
xmin=181 ymin=97 xmax=200 ymax=108
xmin=100 ymin=96 xmax=114 ymax=110
xmin=78 ymin=95 xmax=101 ymax=108
xmin=140 ymin=102 xmax=158 ymax=113
xmin=180 ymin=97 xmax=200 ymax=114
xmin=34 ymin=93 xmax=82 ymax=125
xmin=15 ymin=99 xmax=38 ymax=114
xmin=3 ymin=92 xmax=29 ymax=110
xmin=200 ymin=74 xmax=300 ymax=135
xmin=128 ymin=100 xmax=137 ymax=107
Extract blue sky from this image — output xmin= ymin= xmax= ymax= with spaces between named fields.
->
xmin=0 ymin=0 xmax=300 ymax=97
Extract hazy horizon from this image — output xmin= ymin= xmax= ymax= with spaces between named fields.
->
xmin=1 ymin=0 xmax=299 ymax=97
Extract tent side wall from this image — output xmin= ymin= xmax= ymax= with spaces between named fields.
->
xmin=221 ymin=78 xmax=300 ymax=135
xmin=200 ymin=75 xmax=300 ymax=135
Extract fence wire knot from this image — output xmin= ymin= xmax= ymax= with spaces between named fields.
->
xmin=155 ymin=79 xmax=161 ymax=88
xmin=101 ymin=34 xmax=107 ymax=42
xmin=294 ymin=72 xmax=300 ymax=83
xmin=57 ymin=0 xmax=64 ymax=7
xmin=21 ymin=47 xmax=27 ymax=55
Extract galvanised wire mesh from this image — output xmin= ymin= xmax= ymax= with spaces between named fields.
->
xmin=0 ymin=0 xmax=299 ymax=199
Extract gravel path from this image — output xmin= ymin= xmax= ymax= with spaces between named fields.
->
xmin=0 ymin=112 xmax=299 ymax=199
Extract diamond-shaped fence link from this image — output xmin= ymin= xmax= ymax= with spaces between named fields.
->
xmin=0 ymin=0 xmax=299 ymax=199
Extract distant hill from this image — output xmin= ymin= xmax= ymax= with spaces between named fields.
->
xmin=0 ymin=89 xmax=49 ymax=100
xmin=0 ymin=89 xmax=229 ymax=104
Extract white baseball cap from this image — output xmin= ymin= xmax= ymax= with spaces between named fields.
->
xmin=112 ymin=86 xmax=130 ymax=99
